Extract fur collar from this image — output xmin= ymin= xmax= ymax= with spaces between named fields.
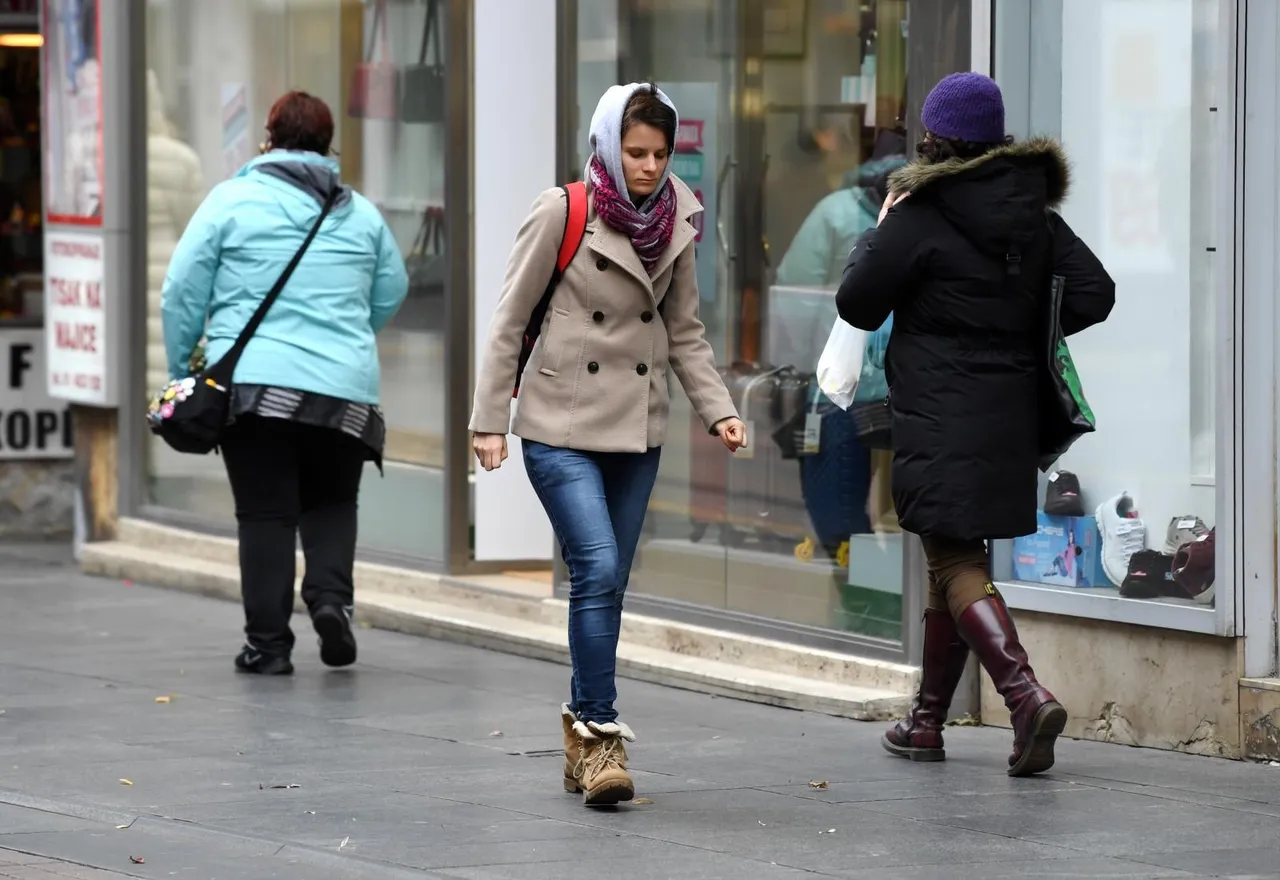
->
xmin=888 ymin=136 xmax=1071 ymax=207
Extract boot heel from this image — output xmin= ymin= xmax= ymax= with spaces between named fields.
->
xmin=1009 ymin=701 xmax=1067 ymax=777
xmin=563 ymin=774 xmax=581 ymax=793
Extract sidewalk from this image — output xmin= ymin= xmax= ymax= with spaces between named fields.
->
xmin=1 ymin=545 xmax=1278 ymax=880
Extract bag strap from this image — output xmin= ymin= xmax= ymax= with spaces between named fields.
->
xmin=511 ymin=182 xmax=589 ymax=398
xmin=364 ymin=0 xmax=388 ymax=63
xmin=222 ymin=185 xmax=339 ymax=366
xmin=418 ymin=0 xmax=442 ymax=67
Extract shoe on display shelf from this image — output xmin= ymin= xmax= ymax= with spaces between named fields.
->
xmin=1044 ymin=470 xmax=1085 ymax=517
xmin=1172 ymin=527 xmax=1216 ymax=606
xmin=1165 ymin=514 xmax=1210 ymax=555
xmin=1096 ymin=492 xmax=1147 ymax=588
xmin=1119 ymin=549 xmax=1173 ymax=600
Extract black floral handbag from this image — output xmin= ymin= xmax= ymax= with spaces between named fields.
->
xmin=146 ymin=186 xmax=338 ymax=455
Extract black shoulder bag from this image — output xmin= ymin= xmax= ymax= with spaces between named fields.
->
xmin=147 ymin=186 xmax=339 ymax=455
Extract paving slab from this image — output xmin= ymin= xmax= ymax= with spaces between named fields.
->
xmin=1 ymin=545 xmax=1278 ymax=880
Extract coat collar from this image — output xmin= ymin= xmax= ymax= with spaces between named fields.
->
xmin=888 ymin=136 xmax=1071 ymax=207
xmin=586 ymin=173 xmax=702 ymax=298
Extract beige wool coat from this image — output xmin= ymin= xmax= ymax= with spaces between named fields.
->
xmin=469 ymin=174 xmax=738 ymax=453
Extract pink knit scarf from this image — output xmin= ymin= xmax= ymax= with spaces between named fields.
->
xmin=588 ymin=154 xmax=677 ymax=276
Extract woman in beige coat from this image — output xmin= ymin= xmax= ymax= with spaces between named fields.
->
xmin=470 ymin=84 xmax=745 ymax=807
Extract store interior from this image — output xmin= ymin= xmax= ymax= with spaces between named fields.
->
xmin=0 ymin=34 xmax=42 ymax=329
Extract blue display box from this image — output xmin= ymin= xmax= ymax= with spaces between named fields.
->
xmin=1011 ymin=512 xmax=1106 ymax=588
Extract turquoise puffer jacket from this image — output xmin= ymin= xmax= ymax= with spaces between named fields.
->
xmin=161 ymin=151 xmax=408 ymax=404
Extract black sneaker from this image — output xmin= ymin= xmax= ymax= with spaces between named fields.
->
xmin=313 ymin=604 xmax=357 ymax=668
xmin=1119 ymin=550 xmax=1173 ymax=599
xmin=234 ymin=646 xmax=294 ymax=676
xmin=1044 ymin=471 xmax=1085 ymax=517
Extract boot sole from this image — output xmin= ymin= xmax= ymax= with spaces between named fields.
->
xmin=582 ymin=777 xmax=635 ymax=807
xmin=881 ymin=733 xmax=945 ymax=762
xmin=1009 ymin=701 xmax=1068 ymax=777
xmin=313 ymin=609 xmax=357 ymax=668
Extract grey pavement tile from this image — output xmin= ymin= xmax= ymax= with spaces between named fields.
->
xmin=1023 ymin=806 xmax=1280 ymax=859
xmin=1132 ymin=847 xmax=1280 ymax=876
xmin=830 ymin=857 xmax=1197 ymax=879
xmin=432 ymin=851 xmax=825 ymax=879
xmin=0 ymin=806 xmax=100 ymax=835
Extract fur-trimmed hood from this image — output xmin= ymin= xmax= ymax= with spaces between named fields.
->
xmin=889 ymin=136 xmax=1070 ymax=207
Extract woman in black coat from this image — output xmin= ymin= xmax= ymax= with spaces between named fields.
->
xmin=836 ymin=73 xmax=1115 ymax=777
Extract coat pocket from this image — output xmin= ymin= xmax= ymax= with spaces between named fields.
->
xmin=538 ymin=307 xmax=572 ymax=376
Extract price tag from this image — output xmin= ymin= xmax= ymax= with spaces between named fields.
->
xmin=1048 ymin=471 xmax=1060 ymax=483
xmin=802 ymin=413 xmax=822 ymax=455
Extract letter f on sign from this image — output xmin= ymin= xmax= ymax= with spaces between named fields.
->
xmin=9 ymin=343 xmax=32 ymax=390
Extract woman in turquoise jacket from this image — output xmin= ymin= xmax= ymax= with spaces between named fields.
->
xmin=161 ymin=91 xmax=408 ymax=676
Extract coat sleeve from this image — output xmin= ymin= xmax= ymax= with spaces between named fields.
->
xmin=369 ymin=220 xmax=409 ymax=333
xmin=468 ymin=188 xmax=566 ymax=435
xmin=160 ymin=188 xmax=224 ymax=380
xmin=1049 ymin=212 xmax=1116 ymax=337
xmin=664 ymin=238 xmax=739 ymax=433
xmin=835 ymin=204 xmax=921 ymax=331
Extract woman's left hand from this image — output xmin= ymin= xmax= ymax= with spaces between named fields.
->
xmin=715 ymin=417 xmax=748 ymax=453
xmin=877 ymin=190 xmax=910 ymax=225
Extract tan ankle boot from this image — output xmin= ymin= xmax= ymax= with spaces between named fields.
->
xmin=570 ymin=719 xmax=635 ymax=806
xmin=561 ymin=704 xmax=581 ymax=792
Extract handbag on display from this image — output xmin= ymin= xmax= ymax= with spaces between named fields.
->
xmin=146 ymin=187 xmax=338 ymax=455
xmin=1038 ymin=273 xmax=1095 ymax=470
xmin=400 ymin=0 xmax=446 ymax=124
xmin=405 ymin=207 xmax=446 ymax=296
xmin=348 ymin=0 xmax=398 ymax=120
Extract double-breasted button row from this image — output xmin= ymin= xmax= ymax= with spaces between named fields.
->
xmin=590 ymin=310 xmax=654 ymax=324
xmin=584 ymin=361 xmax=648 ymax=376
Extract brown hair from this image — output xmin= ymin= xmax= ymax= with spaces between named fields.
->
xmin=916 ymin=130 xmax=1014 ymax=163
xmin=621 ymin=85 xmax=677 ymax=152
xmin=265 ymin=91 xmax=335 ymax=156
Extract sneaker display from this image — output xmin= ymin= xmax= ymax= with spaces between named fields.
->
xmin=1165 ymin=515 xmax=1209 ymax=555
xmin=1119 ymin=549 xmax=1173 ymax=600
xmin=1044 ymin=470 xmax=1085 ymax=517
xmin=1172 ymin=528 xmax=1216 ymax=605
xmin=1096 ymin=492 xmax=1147 ymax=588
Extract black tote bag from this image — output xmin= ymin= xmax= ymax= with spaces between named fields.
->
xmin=1038 ymin=274 xmax=1096 ymax=471
xmin=400 ymin=0 xmax=446 ymax=124
xmin=146 ymin=186 xmax=338 ymax=455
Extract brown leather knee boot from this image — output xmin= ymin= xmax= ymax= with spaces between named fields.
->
xmin=956 ymin=595 xmax=1067 ymax=777
xmin=882 ymin=609 xmax=970 ymax=761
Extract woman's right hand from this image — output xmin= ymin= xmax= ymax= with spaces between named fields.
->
xmin=473 ymin=432 xmax=509 ymax=471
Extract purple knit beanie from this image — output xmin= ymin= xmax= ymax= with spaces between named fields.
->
xmin=920 ymin=72 xmax=1005 ymax=144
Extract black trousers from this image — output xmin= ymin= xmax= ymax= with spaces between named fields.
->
xmin=221 ymin=414 xmax=367 ymax=656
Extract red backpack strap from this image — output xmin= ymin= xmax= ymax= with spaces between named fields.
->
xmin=556 ymin=180 xmax=588 ymax=274
xmin=512 ymin=181 xmax=590 ymax=399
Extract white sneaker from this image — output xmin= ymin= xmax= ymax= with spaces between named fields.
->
xmin=1096 ymin=493 xmax=1147 ymax=588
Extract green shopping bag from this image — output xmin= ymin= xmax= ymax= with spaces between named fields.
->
xmin=1039 ymin=274 xmax=1095 ymax=471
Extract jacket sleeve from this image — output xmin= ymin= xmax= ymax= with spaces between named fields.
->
xmin=1050 ymin=212 xmax=1116 ymax=337
xmin=468 ymin=188 xmax=566 ymax=435
xmin=835 ymin=204 xmax=921 ymax=331
xmin=664 ymin=238 xmax=739 ymax=433
xmin=160 ymin=189 xmax=224 ymax=380
xmin=369 ymin=220 xmax=409 ymax=333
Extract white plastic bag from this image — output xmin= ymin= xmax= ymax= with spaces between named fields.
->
xmin=815 ymin=318 xmax=867 ymax=411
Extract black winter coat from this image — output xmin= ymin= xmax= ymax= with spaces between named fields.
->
xmin=835 ymin=137 xmax=1115 ymax=541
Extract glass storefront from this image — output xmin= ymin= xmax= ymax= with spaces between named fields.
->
xmin=567 ymin=0 xmax=969 ymax=648
xmin=142 ymin=0 xmax=451 ymax=560
xmin=989 ymin=0 xmax=1225 ymax=613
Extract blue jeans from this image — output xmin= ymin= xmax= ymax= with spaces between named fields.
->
xmin=522 ymin=440 xmax=662 ymax=724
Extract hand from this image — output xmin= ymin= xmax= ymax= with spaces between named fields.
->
xmin=715 ymin=417 xmax=748 ymax=453
xmin=877 ymin=190 xmax=910 ymax=225
xmin=472 ymin=432 xmax=508 ymax=471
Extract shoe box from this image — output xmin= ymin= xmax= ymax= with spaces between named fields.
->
xmin=1012 ymin=511 xmax=1106 ymax=588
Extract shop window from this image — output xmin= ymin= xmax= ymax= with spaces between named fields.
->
xmin=143 ymin=0 xmax=449 ymax=560
xmin=990 ymin=0 xmax=1223 ymax=611
xmin=568 ymin=1 xmax=968 ymax=645
xmin=0 ymin=38 xmax=41 ymax=327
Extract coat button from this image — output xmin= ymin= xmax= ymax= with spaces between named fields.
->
xmin=593 ymin=311 xmax=604 ymax=323
xmin=641 ymin=311 xmax=653 ymax=323
xmin=596 ymin=259 xmax=609 ymax=271
xmin=636 ymin=363 xmax=648 ymax=376
xmin=587 ymin=361 xmax=599 ymax=374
